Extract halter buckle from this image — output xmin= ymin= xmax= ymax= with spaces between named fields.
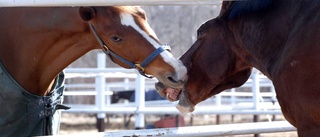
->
xmin=103 ymin=45 xmax=109 ymax=51
xmin=135 ymin=64 xmax=145 ymax=72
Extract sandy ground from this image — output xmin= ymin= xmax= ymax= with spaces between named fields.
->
xmin=59 ymin=113 xmax=297 ymax=137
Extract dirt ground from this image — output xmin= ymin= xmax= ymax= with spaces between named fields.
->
xmin=59 ymin=113 xmax=297 ymax=137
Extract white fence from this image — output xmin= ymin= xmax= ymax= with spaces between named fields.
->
xmin=56 ymin=121 xmax=296 ymax=137
xmin=61 ymin=53 xmax=296 ymax=134
xmin=0 ymin=0 xmax=221 ymax=7
xmin=63 ymin=53 xmax=282 ymax=112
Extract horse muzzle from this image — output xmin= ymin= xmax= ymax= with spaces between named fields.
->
xmin=155 ymin=82 xmax=195 ymax=114
xmin=176 ymin=92 xmax=195 ymax=114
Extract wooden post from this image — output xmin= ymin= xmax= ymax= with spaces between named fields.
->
xmin=176 ymin=115 xmax=180 ymax=127
xmin=253 ymin=115 xmax=260 ymax=137
xmin=216 ymin=115 xmax=220 ymax=125
xmin=96 ymin=116 xmax=105 ymax=132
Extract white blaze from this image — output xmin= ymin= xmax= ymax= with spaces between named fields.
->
xmin=120 ymin=13 xmax=187 ymax=80
xmin=120 ymin=13 xmax=159 ymax=48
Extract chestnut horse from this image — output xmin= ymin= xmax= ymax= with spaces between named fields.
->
xmin=156 ymin=0 xmax=320 ymax=136
xmin=0 ymin=7 xmax=187 ymax=136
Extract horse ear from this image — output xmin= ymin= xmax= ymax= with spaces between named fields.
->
xmin=79 ymin=7 xmax=96 ymax=21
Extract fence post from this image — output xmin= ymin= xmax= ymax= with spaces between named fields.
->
xmin=96 ymin=53 xmax=106 ymax=132
xmin=252 ymin=69 xmax=260 ymax=137
xmin=124 ymin=78 xmax=129 ymax=90
xmin=215 ymin=94 xmax=221 ymax=124
xmin=252 ymin=69 xmax=260 ymax=110
xmin=135 ymin=72 xmax=145 ymax=129
xmin=271 ymin=86 xmax=277 ymax=121
xmin=230 ymin=88 xmax=235 ymax=122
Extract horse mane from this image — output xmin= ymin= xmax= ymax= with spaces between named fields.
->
xmin=225 ymin=0 xmax=273 ymax=20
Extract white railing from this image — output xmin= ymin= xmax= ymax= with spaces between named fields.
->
xmin=62 ymin=53 xmax=284 ymax=129
xmin=55 ymin=121 xmax=296 ymax=137
xmin=0 ymin=0 xmax=221 ymax=7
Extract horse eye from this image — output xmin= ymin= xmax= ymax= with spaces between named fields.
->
xmin=197 ymin=30 xmax=204 ymax=38
xmin=110 ymin=35 xmax=122 ymax=43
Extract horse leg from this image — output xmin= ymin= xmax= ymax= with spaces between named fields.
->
xmin=123 ymin=114 xmax=127 ymax=128
xmin=106 ymin=114 xmax=110 ymax=126
xmin=125 ymin=114 xmax=133 ymax=128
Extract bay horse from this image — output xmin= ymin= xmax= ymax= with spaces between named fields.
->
xmin=156 ymin=0 xmax=320 ymax=136
xmin=0 ymin=7 xmax=187 ymax=136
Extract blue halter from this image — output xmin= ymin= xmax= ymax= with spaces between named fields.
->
xmin=88 ymin=22 xmax=171 ymax=78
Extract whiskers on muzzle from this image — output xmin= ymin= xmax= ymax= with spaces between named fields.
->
xmin=176 ymin=92 xmax=195 ymax=114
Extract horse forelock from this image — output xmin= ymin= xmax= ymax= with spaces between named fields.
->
xmin=225 ymin=0 xmax=273 ymax=20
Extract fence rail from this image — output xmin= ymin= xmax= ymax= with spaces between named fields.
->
xmin=55 ymin=121 xmax=296 ymax=137
xmin=0 ymin=0 xmax=221 ymax=7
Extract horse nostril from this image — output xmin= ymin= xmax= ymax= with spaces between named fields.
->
xmin=167 ymin=75 xmax=185 ymax=85
xmin=167 ymin=76 xmax=178 ymax=84
xmin=165 ymin=71 xmax=187 ymax=88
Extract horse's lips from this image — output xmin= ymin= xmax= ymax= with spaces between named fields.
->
xmin=155 ymin=82 xmax=181 ymax=101
xmin=155 ymin=82 xmax=194 ymax=113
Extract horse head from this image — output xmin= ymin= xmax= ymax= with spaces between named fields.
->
xmin=170 ymin=1 xmax=277 ymax=113
xmin=155 ymin=2 xmax=263 ymax=113
xmin=79 ymin=6 xmax=187 ymax=89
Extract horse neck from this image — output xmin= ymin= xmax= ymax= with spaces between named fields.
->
xmin=0 ymin=8 xmax=98 ymax=96
xmin=229 ymin=2 xmax=297 ymax=78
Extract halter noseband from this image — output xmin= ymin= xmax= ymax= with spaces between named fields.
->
xmin=88 ymin=22 xmax=171 ymax=78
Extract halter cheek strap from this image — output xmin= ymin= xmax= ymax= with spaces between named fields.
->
xmin=88 ymin=22 xmax=171 ymax=78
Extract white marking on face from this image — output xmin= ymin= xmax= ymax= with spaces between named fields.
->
xmin=160 ymin=52 xmax=188 ymax=81
xmin=120 ymin=13 xmax=159 ymax=48
xmin=120 ymin=13 xmax=187 ymax=80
